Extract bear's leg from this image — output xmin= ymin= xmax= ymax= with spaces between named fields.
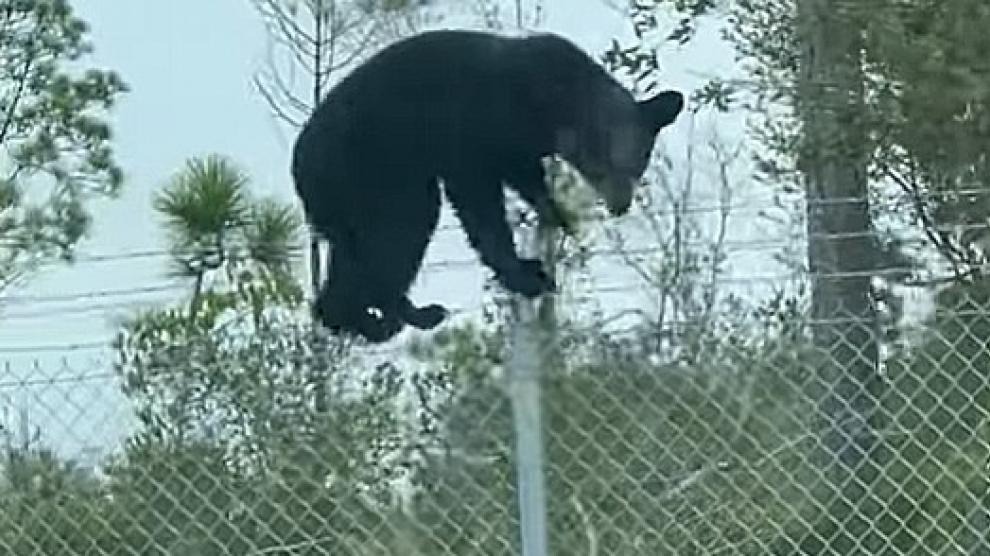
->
xmin=316 ymin=241 xmax=402 ymax=342
xmin=444 ymin=174 xmax=556 ymax=298
xmin=342 ymin=178 xmax=445 ymax=340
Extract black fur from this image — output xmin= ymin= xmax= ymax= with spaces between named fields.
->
xmin=292 ymin=30 xmax=684 ymax=342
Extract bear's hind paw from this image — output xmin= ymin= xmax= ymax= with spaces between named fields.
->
xmin=403 ymin=303 xmax=449 ymax=330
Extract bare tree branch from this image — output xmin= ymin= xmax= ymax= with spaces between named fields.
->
xmin=0 ymin=51 xmax=34 ymax=146
xmin=884 ymin=165 xmax=970 ymax=279
xmin=255 ymin=0 xmax=319 ymax=48
xmin=253 ymin=75 xmax=304 ymax=128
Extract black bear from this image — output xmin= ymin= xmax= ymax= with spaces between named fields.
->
xmin=291 ymin=29 xmax=684 ymax=343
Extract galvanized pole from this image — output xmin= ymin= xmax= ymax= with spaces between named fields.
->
xmin=508 ymin=167 xmax=563 ymax=556
xmin=508 ymin=289 xmax=549 ymax=556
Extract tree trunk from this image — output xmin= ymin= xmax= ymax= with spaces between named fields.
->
xmin=795 ymin=0 xmax=885 ymax=549
xmin=798 ymin=0 xmax=880 ymax=471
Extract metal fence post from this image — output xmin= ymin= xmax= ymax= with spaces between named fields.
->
xmin=509 ymin=295 xmax=549 ymax=556
xmin=507 ymin=208 xmax=551 ymax=556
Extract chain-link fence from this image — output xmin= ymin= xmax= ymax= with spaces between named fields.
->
xmin=2 ymin=0 xmax=988 ymax=552
xmin=0 ymin=278 xmax=988 ymax=555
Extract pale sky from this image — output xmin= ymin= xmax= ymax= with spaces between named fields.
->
xmin=0 ymin=0 xmax=767 ymax=458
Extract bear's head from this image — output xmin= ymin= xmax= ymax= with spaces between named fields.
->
xmin=555 ymin=85 xmax=684 ymax=216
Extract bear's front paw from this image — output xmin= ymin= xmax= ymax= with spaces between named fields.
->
xmin=502 ymin=259 xmax=556 ymax=298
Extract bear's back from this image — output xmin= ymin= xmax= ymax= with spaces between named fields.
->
xmin=323 ymin=30 xmax=530 ymax=133
xmin=328 ymin=30 xmax=549 ymax=103
xmin=309 ymin=30 xmax=598 ymax=134
xmin=294 ymin=31 xmax=572 ymax=174
xmin=291 ymin=30 xmax=610 ymax=204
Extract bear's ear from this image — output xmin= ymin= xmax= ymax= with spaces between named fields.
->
xmin=639 ymin=90 xmax=685 ymax=132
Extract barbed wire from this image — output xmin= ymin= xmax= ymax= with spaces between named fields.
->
xmin=3 ymin=195 xmax=987 ymax=352
xmin=4 ymin=186 xmax=990 ymax=256
xmin=1 ymin=222 xmax=987 ymax=300
xmin=0 ymin=369 xmax=116 ymax=389
xmin=0 ymin=253 xmax=960 ymax=323
xmin=0 ymin=283 xmax=185 ymax=305
xmin=5 ymin=182 xmax=990 ymax=252
xmin=0 ymin=245 xmax=969 ymax=328
xmin=3 ymin=219 xmax=986 ymax=306
xmin=0 ymin=340 xmax=113 ymax=355
xmin=0 ymin=299 xmax=183 ymax=321
xmin=0 ymin=278 xmax=974 ymax=359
